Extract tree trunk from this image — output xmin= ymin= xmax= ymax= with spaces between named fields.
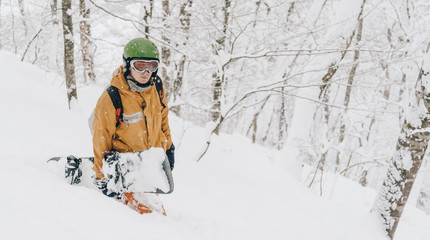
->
xmin=174 ymin=54 xmax=186 ymax=101
xmin=79 ymin=0 xmax=96 ymax=83
xmin=374 ymin=119 xmax=430 ymax=239
xmin=278 ymin=85 xmax=287 ymax=150
xmin=142 ymin=0 xmax=154 ymax=36
xmin=210 ymin=70 xmax=222 ymax=125
xmin=18 ymin=0 xmax=28 ymax=37
xmin=10 ymin=0 xmax=17 ymax=53
xmin=210 ymin=0 xmax=230 ymax=132
xmin=373 ymin=60 xmax=430 ymax=239
xmin=335 ymin=16 xmax=364 ymax=173
xmin=172 ymin=0 xmax=193 ymax=109
xmin=49 ymin=0 xmax=59 ymax=67
xmin=161 ymin=0 xmax=171 ymax=99
xmin=246 ymin=95 xmax=270 ymax=143
xmin=62 ymin=0 xmax=77 ymax=109
xmin=309 ymin=0 xmax=366 ymax=188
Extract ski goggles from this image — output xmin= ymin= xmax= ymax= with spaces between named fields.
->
xmin=130 ymin=59 xmax=159 ymax=73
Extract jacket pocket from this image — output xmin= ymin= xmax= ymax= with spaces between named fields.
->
xmin=123 ymin=111 xmax=144 ymax=125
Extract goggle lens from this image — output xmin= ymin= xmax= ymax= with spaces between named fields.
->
xmin=131 ymin=60 xmax=159 ymax=73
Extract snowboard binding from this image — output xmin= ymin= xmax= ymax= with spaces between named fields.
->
xmin=65 ymin=155 xmax=83 ymax=185
xmin=102 ymin=151 xmax=128 ymax=197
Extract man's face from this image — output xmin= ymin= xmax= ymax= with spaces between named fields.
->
xmin=130 ymin=66 xmax=152 ymax=84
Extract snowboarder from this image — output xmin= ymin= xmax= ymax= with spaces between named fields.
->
xmin=91 ymin=38 xmax=175 ymax=215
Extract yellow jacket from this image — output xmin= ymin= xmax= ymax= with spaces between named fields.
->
xmin=92 ymin=66 xmax=172 ymax=179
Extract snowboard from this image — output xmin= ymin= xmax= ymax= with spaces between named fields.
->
xmin=47 ymin=148 xmax=174 ymax=195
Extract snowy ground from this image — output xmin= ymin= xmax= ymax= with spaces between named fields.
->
xmin=0 ymin=51 xmax=429 ymax=240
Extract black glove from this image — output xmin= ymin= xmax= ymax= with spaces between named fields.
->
xmin=166 ymin=144 xmax=175 ymax=171
xmin=94 ymin=177 xmax=122 ymax=199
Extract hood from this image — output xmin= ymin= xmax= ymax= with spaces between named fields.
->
xmin=110 ymin=66 xmax=132 ymax=93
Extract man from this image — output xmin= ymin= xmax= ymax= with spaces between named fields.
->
xmin=92 ymin=38 xmax=175 ymax=215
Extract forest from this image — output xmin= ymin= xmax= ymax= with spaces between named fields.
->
xmin=1 ymin=0 xmax=430 ymax=239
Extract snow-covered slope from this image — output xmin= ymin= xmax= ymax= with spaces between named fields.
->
xmin=0 ymin=51 xmax=428 ymax=240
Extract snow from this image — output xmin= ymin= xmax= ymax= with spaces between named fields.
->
xmin=0 ymin=50 xmax=429 ymax=239
xmin=104 ymin=148 xmax=171 ymax=193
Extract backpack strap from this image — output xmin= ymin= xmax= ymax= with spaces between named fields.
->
xmin=106 ymin=86 xmax=123 ymax=127
xmin=153 ymin=76 xmax=166 ymax=109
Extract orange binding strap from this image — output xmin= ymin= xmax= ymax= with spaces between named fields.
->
xmin=122 ymin=192 xmax=167 ymax=216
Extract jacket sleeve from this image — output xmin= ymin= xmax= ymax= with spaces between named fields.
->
xmin=160 ymin=87 xmax=173 ymax=150
xmin=92 ymin=92 xmax=117 ymax=179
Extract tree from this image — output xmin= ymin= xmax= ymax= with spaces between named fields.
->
xmin=170 ymin=0 xmax=193 ymax=115
xmin=373 ymin=40 xmax=430 ymax=238
xmin=17 ymin=0 xmax=28 ymax=37
xmin=160 ymin=0 xmax=171 ymax=98
xmin=62 ymin=0 xmax=77 ymax=108
xmin=49 ymin=0 xmax=59 ymax=71
xmin=307 ymin=0 xmax=367 ymax=190
xmin=79 ymin=0 xmax=96 ymax=83
xmin=277 ymin=1 xmax=300 ymax=150
xmin=335 ymin=15 xmax=364 ymax=173
xmin=142 ymin=0 xmax=154 ymax=36
xmin=210 ymin=0 xmax=230 ymax=133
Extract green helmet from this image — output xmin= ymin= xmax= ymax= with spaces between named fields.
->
xmin=123 ymin=38 xmax=159 ymax=60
